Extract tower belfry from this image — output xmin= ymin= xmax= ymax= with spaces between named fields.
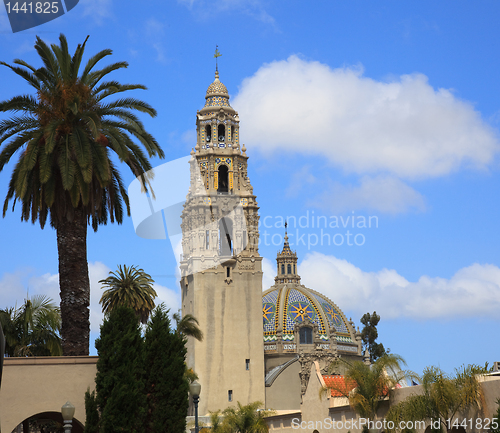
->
xmin=180 ymin=67 xmax=265 ymax=415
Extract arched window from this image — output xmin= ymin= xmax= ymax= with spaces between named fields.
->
xmin=205 ymin=125 xmax=211 ymax=142
xmin=231 ymin=125 xmax=235 ymax=142
xmin=287 ymin=264 xmax=292 ymax=274
xmin=218 ymin=165 xmax=229 ymax=193
xmin=218 ymin=124 xmax=225 ymax=142
xmin=281 ymin=264 xmax=285 ymax=275
xmin=294 ymin=264 xmax=296 ymax=274
xmin=299 ymin=327 xmax=313 ymax=344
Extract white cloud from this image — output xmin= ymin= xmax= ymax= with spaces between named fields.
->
xmin=233 ymin=56 xmax=499 ymax=179
xmin=0 ymin=268 xmax=59 ymax=309
xmin=309 ymin=175 xmax=426 ymax=214
xmin=80 ymin=0 xmax=112 ymax=24
xmin=299 ymin=252 xmax=500 ymax=320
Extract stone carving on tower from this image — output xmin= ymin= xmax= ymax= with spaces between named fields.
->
xmin=179 ymin=68 xmax=260 ymax=279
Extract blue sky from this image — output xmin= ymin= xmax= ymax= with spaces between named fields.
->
xmin=1 ymin=0 xmax=500 ymax=376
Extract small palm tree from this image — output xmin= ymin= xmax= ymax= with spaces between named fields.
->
xmin=0 ymin=34 xmax=163 ymax=355
xmin=99 ymin=264 xmax=157 ymax=324
xmin=211 ymin=401 xmax=273 ymax=433
xmin=0 ymin=295 xmax=62 ymax=356
xmin=321 ymin=354 xmax=417 ymax=421
xmin=386 ymin=364 xmax=487 ymax=433
xmin=173 ymin=310 xmax=204 ymax=341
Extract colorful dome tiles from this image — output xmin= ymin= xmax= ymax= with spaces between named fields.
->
xmin=262 ymin=285 xmax=354 ymax=344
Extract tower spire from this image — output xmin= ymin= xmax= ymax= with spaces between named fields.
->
xmin=275 ymin=222 xmax=300 ymax=284
xmin=214 ymin=45 xmax=222 ymax=76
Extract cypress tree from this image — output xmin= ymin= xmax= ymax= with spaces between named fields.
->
xmin=94 ymin=306 xmax=146 ymax=433
xmin=144 ymin=305 xmax=189 ymax=433
xmin=83 ymin=388 xmax=99 ymax=433
xmin=360 ymin=311 xmax=386 ymax=362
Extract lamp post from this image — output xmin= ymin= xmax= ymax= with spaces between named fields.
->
xmin=189 ymin=381 xmax=201 ymax=433
xmin=61 ymin=401 xmax=75 ymax=433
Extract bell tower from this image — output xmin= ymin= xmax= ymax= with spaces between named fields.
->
xmin=180 ymin=68 xmax=265 ymax=415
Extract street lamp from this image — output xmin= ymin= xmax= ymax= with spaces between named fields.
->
xmin=61 ymin=401 xmax=75 ymax=433
xmin=189 ymin=381 xmax=201 ymax=433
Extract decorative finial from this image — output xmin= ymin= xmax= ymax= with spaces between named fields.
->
xmin=285 ymin=220 xmax=288 ymax=236
xmin=214 ymin=45 xmax=222 ymax=75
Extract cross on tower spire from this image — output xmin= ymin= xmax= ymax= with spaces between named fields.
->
xmin=214 ymin=45 xmax=222 ymax=74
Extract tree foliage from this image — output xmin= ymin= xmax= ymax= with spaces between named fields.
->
xmin=173 ymin=310 xmax=204 ymax=341
xmin=360 ymin=311 xmax=386 ymax=362
xmin=83 ymin=388 xmax=99 ymax=433
xmin=99 ymin=264 xmax=157 ymax=324
xmin=0 ymin=34 xmax=163 ymax=355
xmin=94 ymin=306 xmax=146 ymax=433
xmin=210 ymin=401 xmax=273 ymax=433
xmin=386 ymin=364 xmax=487 ymax=433
xmin=144 ymin=304 xmax=189 ymax=433
xmin=490 ymin=398 xmax=500 ymax=433
xmin=322 ymin=354 xmax=417 ymax=420
xmin=0 ymin=295 xmax=61 ymax=356
xmin=85 ymin=305 xmax=192 ymax=433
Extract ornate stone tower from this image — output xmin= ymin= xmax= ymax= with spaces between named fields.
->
xmin=180 ymin=69 xmax=265 ymax=415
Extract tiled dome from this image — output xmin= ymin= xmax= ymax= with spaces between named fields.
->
xmin=206 ymin=71 xmax=229 ymax=96
xmin=262 ymin=285 xmax=354 ymax=344
xmin=204 ymin=71 xmax=231 ymax=108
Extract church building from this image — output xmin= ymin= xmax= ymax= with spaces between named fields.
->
xmin=180 ymin=69 xmax=364 ymax=417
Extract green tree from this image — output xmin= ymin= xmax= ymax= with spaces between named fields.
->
xmin=99 ymin=264 xmax=157 ymax=324
xmin=490 ymin=398 xmax=500 ymax=433
xmin=212 ymin=401 xmax=272 ymax=433
xmin=144 ymin=304 xmax=189 ymax=433
xmin=0 ymin=34 xmax=163 ymax=355
xmin=322 ymin=354 xmax=417 ymax=422
xmin=360 ymin=311 xmax=386 ymax=362
xmin=94 ymin=306 xmax=146 ymax=433
xmin=386 ymin=364 xmax=487 ymax=433
xmin=173 ymin=310 xmax=204 ymax=341
xmin=0 ymin=295 xmax=62 ymax=356
xmin=83 ymin=388 xmax=99 ymax=433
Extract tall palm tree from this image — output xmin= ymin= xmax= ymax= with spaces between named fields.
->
xmin=0 ymin=34 xmax=164 ymax=355
xmin=386 ymin=365 xmax=487 ymax=433
xmin=0 ymin=295 xmax=62 ymax=356
xmin=173 ymin=310 xmax=204 ymax=341
xmin=99 ymin=264 xmax=158 ymax=324
xmin=321 ymin=354 xmax=417 ymax=421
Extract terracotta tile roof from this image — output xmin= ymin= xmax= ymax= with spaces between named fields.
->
xmin=322 ymin=375 xmax=357 ymax=397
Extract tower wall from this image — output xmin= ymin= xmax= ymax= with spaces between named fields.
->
xmin=180 ymin=71 xmax=265 ymax=415
xmin=183 ymin=259 xmax=265 ymax=415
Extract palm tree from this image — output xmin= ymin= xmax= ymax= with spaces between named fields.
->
xmin=0 ymin=34 xmax=164 ymax=355
xmin=321 ymin=354 xmax=417 ymax=422
xmin=0 ymin=295 xmax=62 ymax=356
xmin=173 ymin=310 xmax=204 ymax=341
xmin=99 ymin=264 xmax=158 ymax=324
xmin=386 ymin=364 xmax=487 ymax=433
xmin=211 ymin=401 xmax=273 ymax=433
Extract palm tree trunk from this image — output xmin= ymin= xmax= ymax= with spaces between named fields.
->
xmin=56 ymin=207 xmax=90 ymax=356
